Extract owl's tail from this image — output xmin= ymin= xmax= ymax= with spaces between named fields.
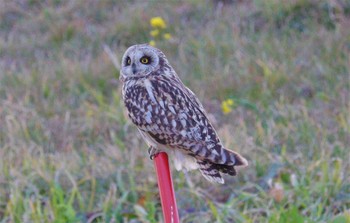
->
xmin=197 ymin=160 xmax=225 ymax=184
xmin=227 ymin=149 xmax=249 ymax=167
xmin=197 ymin=150 xmax=248 ymax=184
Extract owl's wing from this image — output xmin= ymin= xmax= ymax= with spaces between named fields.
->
xmin=125 ymin=76 xmax=246 ymax=167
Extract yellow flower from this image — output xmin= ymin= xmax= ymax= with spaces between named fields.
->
xmin=226 ymin=99 xmax=234 ymax=106
xmin=150 ymin=29 xmax=160 ymax=37
xmin=149 ymin=40 xmax=156 ymax=46
xmin=150 ymin=16 xmax=167 ymax=29
xmin=221 ymin=103 xmax=232 ymax=114
xmin=221 ymin=99 xmax=235 ymax=114
xmin=163 ymin=33 xmax=172 ymax=40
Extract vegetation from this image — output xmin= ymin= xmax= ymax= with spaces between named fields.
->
xmin=0 ymin=0 xmax=349 ymax=222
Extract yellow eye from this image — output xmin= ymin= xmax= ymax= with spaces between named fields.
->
xmin=140 ymin=57 xmax=150 ymax=64
xmin=127 ymin=58 xmax=131 ymax=65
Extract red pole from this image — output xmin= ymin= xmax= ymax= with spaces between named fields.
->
xmin=153 ymin=152 xmax=180 ymax=223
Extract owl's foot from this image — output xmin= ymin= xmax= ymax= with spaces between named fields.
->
xmin=148 ymin=146 xmax=160 ymax=160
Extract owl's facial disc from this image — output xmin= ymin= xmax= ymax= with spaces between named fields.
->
xmin=120 ymin=45 xmax=160 ymax=81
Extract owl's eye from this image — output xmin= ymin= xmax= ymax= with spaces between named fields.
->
xmin=140 ymin=56 xmax=151 ymax=64
xmin=125 ymin=57 xmax=131 ymax=66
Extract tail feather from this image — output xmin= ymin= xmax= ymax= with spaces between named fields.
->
xmin=228 ymin=150 xmax=248 ymax=167
xmin=209 ymin=144 xmax=248 ymax=167
xmin=196 ymin=149 xmax=248 ymax=184
xmin=197 ymin=160 xmax=224 ymax=184
xmin=197 ymin=160 xmax=243 ymax=184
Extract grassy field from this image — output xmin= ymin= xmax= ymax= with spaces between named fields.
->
xmin=0 ymin=0 xmax=349 ymax=222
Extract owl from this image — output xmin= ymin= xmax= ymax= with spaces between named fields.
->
xmin=120 ymin=44 xmax=248 ymax=184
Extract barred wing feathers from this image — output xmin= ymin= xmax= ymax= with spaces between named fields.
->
xmin=123 ymin=75 xmax=247 ymax=183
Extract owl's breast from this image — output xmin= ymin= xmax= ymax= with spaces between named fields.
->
xmin=123 ymin=82 xmax=150 ymax=127
xmin=122 ymin=77 xmax=220 ymax=149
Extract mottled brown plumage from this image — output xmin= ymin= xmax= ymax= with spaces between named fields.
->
xmin=120 ymin=44 xmax=247 ymax=183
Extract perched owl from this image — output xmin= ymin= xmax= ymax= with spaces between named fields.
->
xmin=120 ymin=44 xmax=248 ymax=184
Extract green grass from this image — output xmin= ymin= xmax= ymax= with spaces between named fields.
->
xmin=0 ymin=0 xmax=349 ymax=222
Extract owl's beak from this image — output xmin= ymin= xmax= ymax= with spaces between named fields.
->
xmin=132 ymin=63 xmax=137 ymax=74
xmin=119 ymin=74 xmax=125 ymax=82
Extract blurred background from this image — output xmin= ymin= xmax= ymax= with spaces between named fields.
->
xmin=0 ymin=0 xmax=349 ymax=222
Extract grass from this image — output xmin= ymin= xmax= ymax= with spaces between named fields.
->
xmin=0 ymin=0 xmax=349 ymax=222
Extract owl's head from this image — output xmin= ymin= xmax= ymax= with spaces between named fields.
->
xmin=120 ymin=44 xmax=168 ymax=81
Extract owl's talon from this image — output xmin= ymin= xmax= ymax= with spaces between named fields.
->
xmin=148 ymin=146 xmax=160 ymax=160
